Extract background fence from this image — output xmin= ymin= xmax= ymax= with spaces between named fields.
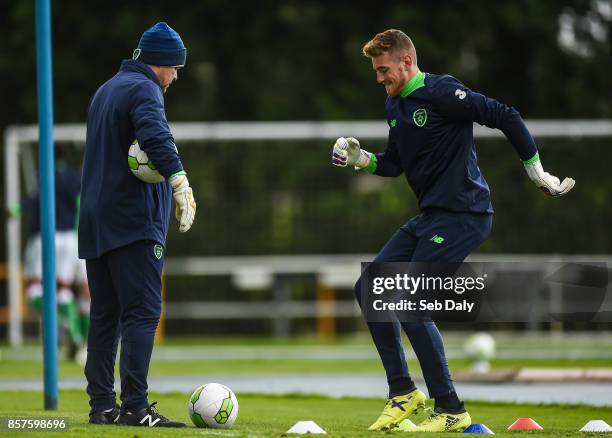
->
xmin=3 ymin=121 xmax=612 ymax=343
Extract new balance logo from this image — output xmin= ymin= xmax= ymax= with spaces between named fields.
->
xmin=140 ymin=414 xmax=161 ymax=427
xmin=430 ymin=235 xmax=445 ymax=244
xmin=445 ymin=416 xmax=460 ymax=430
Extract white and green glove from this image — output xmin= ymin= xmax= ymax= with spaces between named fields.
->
xmin=169 ymin=172 xmax=196 ymax=232
xmin=332 ymin=137 xmax=372 ymax=169
xmin=523 ymin=153 xmax=575 ymax=197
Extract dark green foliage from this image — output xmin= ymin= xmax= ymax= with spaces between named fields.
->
xmin=0 ymin=1 xmax=609 ymax=126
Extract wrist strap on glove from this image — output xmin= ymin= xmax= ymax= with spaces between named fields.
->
xmin=169 ymin=171 xmax=188 ymax=190
xmin=358 ymin=153 xmax=377 ymax=174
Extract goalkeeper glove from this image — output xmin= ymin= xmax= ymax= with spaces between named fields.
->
xmin=524 ymin=154 xmax=575 ymax=197
xmin=169 ymin=172 xmax=196 ymax=232
xmin=332 ymin=137 xmax=372 ymax=169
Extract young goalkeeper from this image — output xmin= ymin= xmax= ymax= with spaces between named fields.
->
xmin=332 ymin=29 xmax=574 ymax=433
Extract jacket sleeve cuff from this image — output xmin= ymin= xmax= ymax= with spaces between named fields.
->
xmin=523 ymin=152 xmax=540 ymax=165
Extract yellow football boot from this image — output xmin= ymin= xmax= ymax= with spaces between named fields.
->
xmin=394 ymin=407 xmax=434 ymax=431
xmin=413 ymin=408 xmax=471 ymax=432
xmin=367 ymin=389 xmax=426 ymax=431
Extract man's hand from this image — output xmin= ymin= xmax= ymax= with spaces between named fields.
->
xmin=169 ymin=173 xmax=196 ymax=232
xmin=332 ymin=137 xmax=372 ymax=169
xmin=524 ymin=157 xmax=575 ymax=197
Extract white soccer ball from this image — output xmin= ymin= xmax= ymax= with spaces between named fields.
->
xmin=127 ymin=140 xmax=164 ymax=183
xmin=463 ymin=332 xmax=496 ymax=361
xmin=188 ymin=383 xmax=238 ymax=429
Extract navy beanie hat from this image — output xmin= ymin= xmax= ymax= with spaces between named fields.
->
xmin=133 ymin=22 xmax=186 ymax=67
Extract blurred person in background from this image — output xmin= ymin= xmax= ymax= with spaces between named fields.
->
xmin=23 ymin=145 xmax=89 ymax=363
xmin=332 ymin=29 xmax=575 ymax=432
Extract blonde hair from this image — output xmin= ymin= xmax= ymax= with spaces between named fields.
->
xmin=362 ymin=29 xmax=417 ymax=63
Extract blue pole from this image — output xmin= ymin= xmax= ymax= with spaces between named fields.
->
xmin=35 ymin=0 xmax=58 ymax=410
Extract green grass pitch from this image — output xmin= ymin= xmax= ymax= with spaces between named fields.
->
xmin=1 ymin=336 xmax=610 ymax=435
xmin=0 ymin=390 xmax=610 ymax=437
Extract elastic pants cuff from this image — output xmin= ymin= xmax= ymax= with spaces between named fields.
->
xmin=388 ymin=378 xmax=417 ymax=398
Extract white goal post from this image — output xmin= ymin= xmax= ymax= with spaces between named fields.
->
xmin=4 ymin=119 xmax=612 ymax=345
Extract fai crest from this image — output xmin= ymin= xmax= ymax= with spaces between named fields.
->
xmin=153 ymin=244 xmax=164 ymax=260
xmin=413 ymin=109 xmax=427 ymax=127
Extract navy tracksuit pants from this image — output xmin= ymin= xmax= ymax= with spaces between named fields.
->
xmin=84 ymin=240 xmax=164 ymax=414
xmin=355 ymin=210 xmax=492 ymax=398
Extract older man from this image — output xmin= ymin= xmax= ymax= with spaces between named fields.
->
xmin=80 ymin=22 xmax=196 ymax=427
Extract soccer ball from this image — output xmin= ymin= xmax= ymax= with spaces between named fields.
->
xmin=464 ymin=332 xmax=495 ymax=361
xmin=463 ymin=332 xmax=495 ymax=373
xmin=188 ymin=383 xmax=238 ymax=429
xmin=127 ymin=140 xmax=164 ymax=183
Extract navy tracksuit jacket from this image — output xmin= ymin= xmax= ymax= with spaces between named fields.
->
xmin=79 ymin=60 xmax=183 ymax=414
xmin=356 ymin=71 xmax=538 ymax=400
xmin=79 ymin=60 xmax=183 ymax=260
